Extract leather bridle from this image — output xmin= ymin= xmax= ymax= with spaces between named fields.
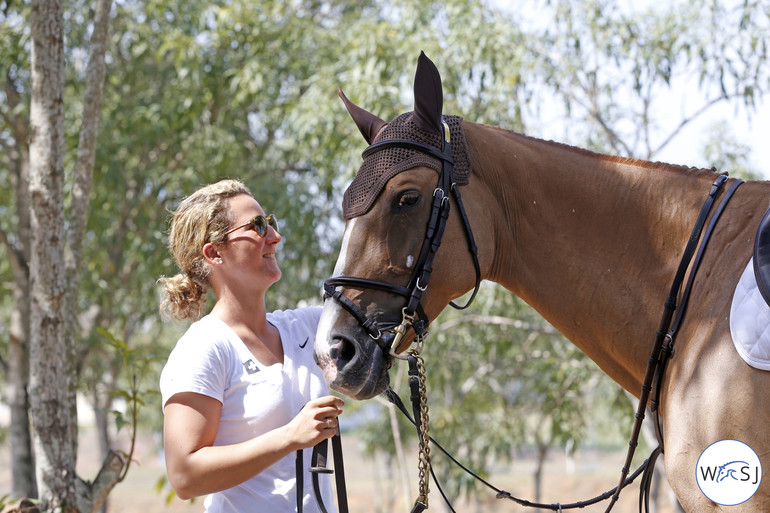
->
xmin=323 ymin=119 xmax=481 ymax=359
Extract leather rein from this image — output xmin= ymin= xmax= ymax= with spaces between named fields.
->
xmin=323 ymin=119 xmax=482 ymax=360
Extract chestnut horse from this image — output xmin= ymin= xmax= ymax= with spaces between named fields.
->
xmin=314 ymin=53 xmax=770 ymax=511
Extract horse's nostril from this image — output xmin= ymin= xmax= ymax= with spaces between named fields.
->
xmin=340 ymin=340 xmax=356 ymax=364
xmin=330 ymin=337 xmax=357 ymax=369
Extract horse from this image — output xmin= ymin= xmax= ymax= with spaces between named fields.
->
xmin=314 ymin=52 xmax=770 ymax=511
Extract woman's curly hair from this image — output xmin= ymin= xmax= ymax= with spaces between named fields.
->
xmin=158 ymin=179 xmax=252 ymax=321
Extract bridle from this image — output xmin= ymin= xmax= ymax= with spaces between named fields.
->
xmin=323 ymin=119 xmax=481 ymax=359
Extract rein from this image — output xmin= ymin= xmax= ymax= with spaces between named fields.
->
xmin=385 ymin=385 xmax=649 ymax=512
xmin=296 ymin=432 xmax=348 ymax=513
xmin=605 ymin=174 xmax=742 ymax=512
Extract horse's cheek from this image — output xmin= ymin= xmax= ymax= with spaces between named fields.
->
xmin=386 ymin=219 xmax=420 ymax=269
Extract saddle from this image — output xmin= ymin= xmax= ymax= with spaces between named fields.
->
xmin=753 ymin=206 xmax=770 ymax=307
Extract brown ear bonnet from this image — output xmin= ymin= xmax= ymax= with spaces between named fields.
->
xmin=342 ymin=113 xmax=470 ymax=219
xmin=340 ymin=53 xmax=472 ymax=219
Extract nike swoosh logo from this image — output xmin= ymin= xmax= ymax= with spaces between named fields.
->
xmin=299 ymin=337 xmax=309 ymax=349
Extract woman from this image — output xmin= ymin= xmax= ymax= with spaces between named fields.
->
xmin=158 ymin=179 xmax=343 ymax=512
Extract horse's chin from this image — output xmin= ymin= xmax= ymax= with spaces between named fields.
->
xmin=326 ymin=343 xmax=391 ymax=400
xmin=329 ymin=370 xmax=390 ymax=400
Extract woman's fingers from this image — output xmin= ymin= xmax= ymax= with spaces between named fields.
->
xmin=320 ymin=416 xmax=337 ymax=430
xmin=314 ymin=404 xmax=343 ymax=432
xmin=288 ymin=396 xmax=345 ymax=448
xmin=309 ymin=395 xmax=345 ymax=410
xmin=308 ymin=397 xmax=344 ymax=425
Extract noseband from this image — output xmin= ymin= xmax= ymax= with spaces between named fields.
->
xmin=323 ymin=120 xmax=481 ymax=359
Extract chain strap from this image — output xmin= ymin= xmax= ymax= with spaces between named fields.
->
xmin=410 ymin=350 xmax=431 ymax=510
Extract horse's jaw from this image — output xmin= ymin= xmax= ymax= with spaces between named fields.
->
xmin=314 ymin=301 xmax=391 ymax=400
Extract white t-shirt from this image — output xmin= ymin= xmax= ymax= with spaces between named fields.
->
xmin=160 ymin=307 xmax=336 ymax=513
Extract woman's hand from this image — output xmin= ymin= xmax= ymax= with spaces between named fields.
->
xmin=285 ymin=395 xmax=345 ymax=450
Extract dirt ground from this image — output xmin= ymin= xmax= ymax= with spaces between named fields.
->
xmin=0 ymin=428 xmax=679 ymax=513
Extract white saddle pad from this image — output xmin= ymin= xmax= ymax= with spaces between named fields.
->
xmin=730 ymin=257 xmax=770 ymax=370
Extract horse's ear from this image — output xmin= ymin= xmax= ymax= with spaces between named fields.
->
xmin=412 ymin=51 xmax=443 ymax=134
xmin=338 ymin=88 xmax=386 ymax=145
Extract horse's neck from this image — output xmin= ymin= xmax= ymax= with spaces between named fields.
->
xmin=464 ymin=122 xmax=721 ymax=392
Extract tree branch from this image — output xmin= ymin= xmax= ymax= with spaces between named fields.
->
xmin=0 ymin=225 xmax=28 ymax=279
xmin=65 ymin=0 xmax=113 ymax=280
xmin=650 ymin=94 xmax=731 ymax=158
xmin=75 ymin=451 xmax=126 ymax=513
xmin=433 ymin=313 xmax=560 ymax=335
xmin=3 ymin=69 xmax=29 ymax=143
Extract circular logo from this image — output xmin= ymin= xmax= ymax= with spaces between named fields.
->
xmin=696 ymin=439 xmax=762 ymax=506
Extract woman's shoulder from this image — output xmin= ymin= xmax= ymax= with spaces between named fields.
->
xmin=160 ymin=315 xmax=239 ymax=406
xmin=172 ymin=315 xmax=240 ymax=355
xmin=267 ymin=305 xmax=322 ymax=327
xmin=267 ymin=306 xmax=322 ymax=353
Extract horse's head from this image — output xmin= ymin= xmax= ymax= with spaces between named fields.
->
xmin=314 ymin=52 xmax=480 ymax=399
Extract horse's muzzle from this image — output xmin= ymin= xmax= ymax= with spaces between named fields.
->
xmin=320 ymin=331 xmax=392 ymax=400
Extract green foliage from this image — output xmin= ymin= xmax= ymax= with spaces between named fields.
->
xmin=702 ymin=120 xmax=761 ymax=180
xmin=98 ymin=327 xmax=163 ymax=478
xmin=520 ymin=0 xmax=770 ymax=160
xmin=0 ymin=496 xmax=41 ymax=512
xmin=0 ymin=2 xmax=28 ymax=314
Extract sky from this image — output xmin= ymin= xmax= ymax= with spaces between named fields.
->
xmin=654 ymin=96 xmax=770 ymax=178
xmin=487 ymin=0 xmax=770 ymax=179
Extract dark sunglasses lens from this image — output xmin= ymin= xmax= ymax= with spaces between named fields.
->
xmin=267 ymin=215 xmax=278 ymax=233
xmin=252 ymin=215 xmax=278 ymax=237
xmin=253 ymin=216 xmax=268 ymax=236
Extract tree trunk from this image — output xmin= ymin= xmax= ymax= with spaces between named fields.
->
xmin=28 ymin=0 xmax=77 ymax=510
xmin=68 ymin=3 xmax=122 ymax=509
xmin=28 ymin=0 xmax=122 ymax=510
xmin=533 ymin=438 xmax=549 ymax=510
xmin=63 ymin=0 xmax=114 ymax=481
xmin=2 ymin=141 xmax=37 ymax=499
xmin=1 ymin=29 xmax=38 ymax=499
xmin=8 ymin=250 xmax=36 ymax=500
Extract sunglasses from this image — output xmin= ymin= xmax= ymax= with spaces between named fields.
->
xmin=224 ymin=214 xmax=279 ymax=238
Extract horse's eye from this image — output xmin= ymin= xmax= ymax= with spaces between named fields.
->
xmin=398 ymin=191 xmax=420 ymax=207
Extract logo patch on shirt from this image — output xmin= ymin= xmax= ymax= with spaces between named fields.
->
xmin=299 ymin=337 xmax=309 ymax=349
xmin=243 ymin=359 xmax=259 ymax=374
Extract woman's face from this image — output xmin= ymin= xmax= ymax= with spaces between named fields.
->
xmin=216 ymin=193 xmax=283 ymax=290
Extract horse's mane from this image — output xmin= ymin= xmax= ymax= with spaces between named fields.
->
xmin=472 ymin=121 xmax=720 ymax=178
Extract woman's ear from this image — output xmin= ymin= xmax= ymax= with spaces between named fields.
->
xmin=202 ymin=242 xmax=223 ymax=265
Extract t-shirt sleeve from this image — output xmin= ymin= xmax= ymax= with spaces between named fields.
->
xmin=303 ymin=306 xmax=322 ymax=333
xmin=159 ymin=321 xmax=230 ymax=410
xmin=269 ymin=306 xmax=322 ymax=340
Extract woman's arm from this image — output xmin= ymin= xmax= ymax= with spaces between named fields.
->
xmin=163 ymin=392 xmax=344 ymax=500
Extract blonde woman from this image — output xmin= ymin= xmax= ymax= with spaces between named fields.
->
xmin=158 ymin=179 xmax=343 ymax=512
